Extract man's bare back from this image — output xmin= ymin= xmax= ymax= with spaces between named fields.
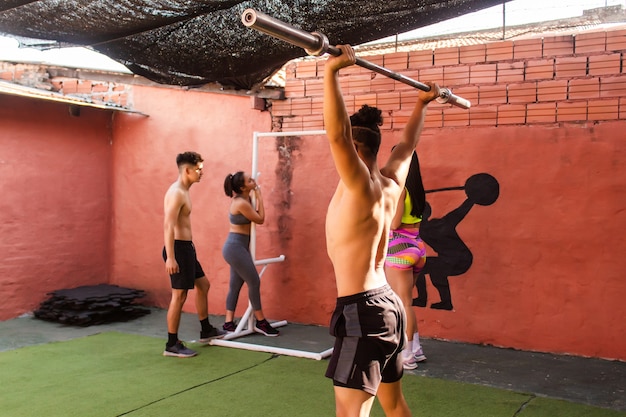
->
xmin=326 ymin=172 xmax=400 ymax=297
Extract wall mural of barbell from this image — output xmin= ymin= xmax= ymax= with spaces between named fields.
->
xmin=241 ymin=9 xmax=471 ymax=109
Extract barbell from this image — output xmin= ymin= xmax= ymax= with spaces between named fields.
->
xmin=241 ymin=9 xmax=470 ymax=109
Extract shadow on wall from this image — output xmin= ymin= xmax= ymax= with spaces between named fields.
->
xmin=414 ymin=173 xmax=500 ymax=311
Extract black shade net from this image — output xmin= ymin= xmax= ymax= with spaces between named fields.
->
xmin=0 ymin=0 xmax=507 ymax=90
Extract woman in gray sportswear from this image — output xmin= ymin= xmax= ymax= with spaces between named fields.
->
xmin=222 ymin=171 xmax=279 ymax=336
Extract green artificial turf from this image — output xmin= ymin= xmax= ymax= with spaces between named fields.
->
xmin=0 ymin=332 xmax=622 ymax=417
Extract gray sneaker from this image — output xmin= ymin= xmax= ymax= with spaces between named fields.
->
xmin=163 ymin=341 xmax=197 ymax=358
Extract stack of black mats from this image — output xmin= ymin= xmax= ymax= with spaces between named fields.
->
xmin=34 ymin=284 xmax=150 ymax=326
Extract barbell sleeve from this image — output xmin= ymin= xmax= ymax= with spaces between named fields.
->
xmin=241 ymin=8 xmax=471 ymax=109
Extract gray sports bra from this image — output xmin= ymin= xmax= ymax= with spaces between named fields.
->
xmin=229 ymin=212 xmax=251 ymax=225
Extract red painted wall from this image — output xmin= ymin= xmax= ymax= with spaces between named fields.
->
xmin=0 ymin=96 xmax=112 ymax=319
xmin=108 ymin=86 xmax=272 ymax=319
xmin=2 ymin=26 xmax=625 ymax=361
xmin=266 ymin=27 xmax=626 ymax=360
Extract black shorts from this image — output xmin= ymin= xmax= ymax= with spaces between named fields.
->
xmin=325 ymin=285 xmax=406 ymax=395
xmin=162 ymin=240 xmax=205 ymax=290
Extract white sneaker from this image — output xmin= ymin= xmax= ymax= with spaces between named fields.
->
xmin=402 ymin=356 xmax=418 ymax=370
xmin=414 ymin=348 xmax=427 ymax=363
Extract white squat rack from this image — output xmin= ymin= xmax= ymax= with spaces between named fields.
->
xmin=210 ymin=129 xmax=332 ymax=360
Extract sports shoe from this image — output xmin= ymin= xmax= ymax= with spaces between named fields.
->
xmin=222 ymin=321 xmax=237 ymax=333
xmin=402 ymin=355 xmax=419 ymax=370
xmin=254 ymin=319 xmax=280 ymax=337
xmin=414 ymin=348 xmax=427 ymax=363
xmin=163 ymin=341 xmax=197 ymax=358
xmin=199 ymin=326 xmax=227 ymax=344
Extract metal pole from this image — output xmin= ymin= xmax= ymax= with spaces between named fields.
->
xmin=242 ymin=8 xmax=471 ymax=109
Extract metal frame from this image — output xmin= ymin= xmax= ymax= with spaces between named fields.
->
xmin=242 ymin=9 xmax=471 ymax=109
xmin=210 ymin=129 xmax=333 ymax=360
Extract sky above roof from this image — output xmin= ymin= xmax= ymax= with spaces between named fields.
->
xmin=0 ymin=0 xmax=621 ymax=72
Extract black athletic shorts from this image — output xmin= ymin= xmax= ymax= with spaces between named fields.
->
xmin=325 ymin=284 xmax=406 ymax=395
xmin=162 ymin=240 xmax=205 ymax=289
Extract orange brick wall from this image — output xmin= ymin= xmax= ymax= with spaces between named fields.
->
xmin=273 ymin=30 xmax=626 ymax=130
xmin=268 ymin=28 xmax=626 ymax=361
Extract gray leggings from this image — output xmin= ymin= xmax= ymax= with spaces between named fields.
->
xmin=222 ymin=233 xmax=262 ymax=311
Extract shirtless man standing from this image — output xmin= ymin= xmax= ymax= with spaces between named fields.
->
xmin=323 ymin=45 xmax=439 ymax=416
xmin=162 ymin=151 xmax=224 ymax=358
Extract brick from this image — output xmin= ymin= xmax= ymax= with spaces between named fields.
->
xmin=301 ymin=113 xmax=325 ymax=130
xmin=304 ymin=78 xmax=324 ymax=97
xmin=0 ymin=71 xmax=13 ymax=81
xmin=443 ymin=65 xmax=470 ymax=86
xmin=434 ymin=47 xmax=459 ymax=66
xmin=390 ymin=109 xmax=411 ymax=130
xmin=620 ymin=97 xmax=626 ymax=119
xmin=295 ymin=60 xmax=317 ymax=78
xmin=284 ymin=62 xmax=297 ymax=79
xmin=543 ymin=35 xmax=575 ymax=57
xmin=527 ymin=102 xmax=557 ymax=123
xmin=91 ymin=83 xmax=109 ymax=93
xmin=557 ymin=101 xmax=587 ymax=122
xmin=479 ymin=84 xmax=507 ymax=105
xmin=290 ymin=97 xmax=312 ymax=116
xmin=376 ymin=92 xmax=401 ymax=111
xmin=525 ymin=59 xmax=554 ymax=81
xmin=575 ymin=31 xmax=606 ymax=54
xmin=392 ymin=69 xmax=420 ymax=92
xmin=448 ymin=85 xmax=479 ymax=108
xmin=62 ymin=79 xmax=78 ymax=94
xmin=270 ymin=99 xmax=291 ymax=116
xmin=606 ymin=29 xmax=626 ymax=51
xmin=555 ymin=56 xmax=588 ymax=79
xmin=384 ymin=52 xmax=409 ymax=71
xmin=311 ymin=97 xmax=323 ymax=114
xmin=354 ymin=93 xmax=377 ymax=109
xmin=588 ymin=53 xmax=621 ymax=76
xmin=336 ymin=61 xmax=363 ymax=77
xmin=418 ymin=67 xmax=444 ymax=85
xmin=537 ymin=80 xmax=568 ymax=102
xmin=469 ymin=105 xmax=498 ymax=126
xmin=370 ymin=73 xmax=396 ymax=92
xmin=364 ymin=54 xmax=384 ymax=69
xmin=498 ymin=104 xmax=526 ymax=125
xmin=423 ymin=108 xmax=443 ymax=129
xmin=508 ymin=82 xmax=537 ymax=104
xmin=460 ymin=44 xmax=486 ymax=64
xmin=513 ymin=38 xmax=542 ymax=60
xmin=399 ymin=90 xmax=419 ymax=110
xmin=284 ymin=79 xmax=305 ymax=98
xmin=408 ymin=50 xmax=433 ymax=68
xmin=588 ymin=98 xmax=619 ymax=121
xmin=281 ymin=116 xmax=303 ymax=131
xmin=470 ymin=64 xmax=497 ymax=84
xmin=486 ymin=41 xmax=513 ymax=62
xmin=442 ymin=106 xmax=470 ymax=127
xmin=497 ymin=62 xmax=525 ymax=83
xmin=600 ymin=76 xmax=626 ymax=98
xmin=391 ymin=108 xmax=440 ymax=130
xmin=50 ymin=80 xmax=63 ymax=91
xmin=347 ymin=74 xmax=372 ymax=94
xmin=569 ymin=78 xmax=600 ymax=99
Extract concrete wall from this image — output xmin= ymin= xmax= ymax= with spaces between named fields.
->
xmin=0 ymin=95 xmax=113 ymax=319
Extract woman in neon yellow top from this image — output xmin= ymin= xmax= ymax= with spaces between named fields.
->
xmin=385 ymin=151 xmax=427 ymax=370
